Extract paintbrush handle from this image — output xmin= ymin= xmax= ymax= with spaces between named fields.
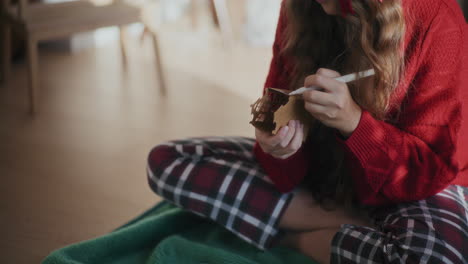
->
xmin=288 ymin=69 xmax=375 ymax=96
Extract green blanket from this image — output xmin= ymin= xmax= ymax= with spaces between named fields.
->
xmin=43 ymin=201 xmax=317 ymax=264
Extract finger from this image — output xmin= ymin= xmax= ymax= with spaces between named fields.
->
xmin=304 ymin=74 xmax=346 ymax=94
xmin=267 ymin=126 xmax=289 ymax=146
xmin=316 ymin=68 xmax=341 ymax=78
xmin=255 ymin=128 xmax=274 ymax=153
xmin=280 ymin=120 xmax=296 ymax=148
xmin=255 ymin=128 xmax=284 ymax=151
xmin=270 ymin=150 xmax=293 ymax=159
xmin=305 ymin=102 xmax=328 ymax=116
xmin=270 ymin=122 xmax=305 ymax=159
xmin=287 ymin=122 xmax=304 ymax=151
xmin=303 ymin=90 xmax=335 ymax=106
xmin=305 ymin=102 xmax=339 ymax=120
xmin=255 ymin=128 xmax=273 ymax=145
xmin=255 ymin=128 xmax=272 ymax=138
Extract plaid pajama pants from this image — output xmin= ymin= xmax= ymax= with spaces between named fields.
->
xmin=147 ymin=137 xmax=468 ymax=263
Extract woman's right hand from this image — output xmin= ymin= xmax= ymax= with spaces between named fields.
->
xmin=255 ymin=120 xmax=304 ymax=159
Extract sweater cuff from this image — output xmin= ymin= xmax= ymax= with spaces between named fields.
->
xmin=337 ymin=110 xmax=389 ymax=163
xmin=253 ymin=143 xmax=307 ymax=193
xmin=335 ymin=111 xmax=396 ymax=200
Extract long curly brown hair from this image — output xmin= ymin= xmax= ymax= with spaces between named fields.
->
xmin=282 ymin=0 xmax=405 ymax=209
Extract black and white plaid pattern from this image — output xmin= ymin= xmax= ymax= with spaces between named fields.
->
xmin=147 ymin=137 xmax=293 ymax=249
xmin=331 ymin=185 xmax=468 ymax=264
xmin=147 ymin=137 xmax=468 ymax=263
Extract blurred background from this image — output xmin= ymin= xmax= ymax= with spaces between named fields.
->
xmin=0 ymin=0 xmax=466 ymax=263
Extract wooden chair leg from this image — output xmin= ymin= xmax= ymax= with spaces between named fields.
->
xmin=211 ymin=0 xmax=233 ymax=46
xmin=209 ymin=0 xmax=220 ymax=27
xmin=151 ymin=32 xmax=166 ymax=96
xmin=119 ymin=26 xmax=128 ymax=69
xmin=1 ymin=24 xmax=11 ymax=84
xmin=190 ymin=0 xmax=198 ymax=29
xmin=26 ymin=37 xmax=39 ymax=114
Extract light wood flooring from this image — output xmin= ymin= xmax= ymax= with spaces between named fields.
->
xmin=0 ymin=12 xmax=272 ymax=263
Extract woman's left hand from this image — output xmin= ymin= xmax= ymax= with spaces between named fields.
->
xmin=302 ymin=68 xmax=362 ymax=138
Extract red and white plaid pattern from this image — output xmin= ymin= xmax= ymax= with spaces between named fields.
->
xmin=331 ymin=185 xmax=468 ymax=263
xmin=147 ymin=137 xmax=468 ymax=263
xmin=147 ymin=137 xmax=293 ymax=249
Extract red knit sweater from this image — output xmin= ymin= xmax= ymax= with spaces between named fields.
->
xmin=254 ymin=0 xmax=468 ymax=206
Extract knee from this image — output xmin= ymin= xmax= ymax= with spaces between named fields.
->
xmin=383 ymin=220 xmax=465 ymax=263
xmin=146 ymin=143 xmax=179 ymax=193
xmin=147 ymin=143 xmax=177 ymax=169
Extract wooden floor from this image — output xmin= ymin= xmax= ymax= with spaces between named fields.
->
xmin=0 ymin=11 xmax=272 ymax=263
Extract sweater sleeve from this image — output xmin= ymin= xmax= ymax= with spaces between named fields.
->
xmin=253 ymin=2 xmax=312 ymax=192
xmin=337 ymin=6 xmax=465 ymax=206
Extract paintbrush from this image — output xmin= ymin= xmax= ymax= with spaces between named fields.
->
xmin=288 ymin=69 xmax=375 ymax=96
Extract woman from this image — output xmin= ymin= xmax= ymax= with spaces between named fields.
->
xmin=147 ymin=0 xmax=468 ymax=263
